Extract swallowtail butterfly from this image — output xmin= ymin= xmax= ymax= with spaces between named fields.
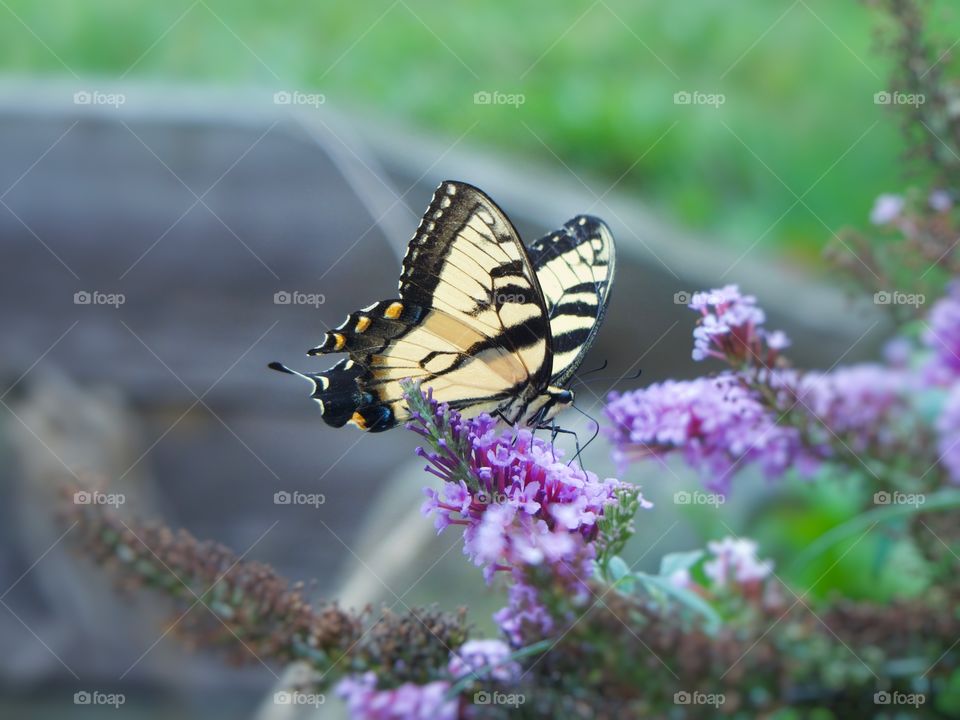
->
xmin=271 ymin=180 xmax=615 ymax=432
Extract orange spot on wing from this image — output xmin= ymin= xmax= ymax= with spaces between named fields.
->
xmin=350 ymin=411 xmax=368 ymax=430
xmin=384 ymin=302 xmax=404 ymax=320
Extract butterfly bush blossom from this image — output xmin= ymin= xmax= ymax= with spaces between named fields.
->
xmin=689 ymin=284 xmax=790 ymax=365
xmin=607 ymin=285 xmax=914 ymax=493
xmin=403 ymin=382 xmax=648 ymax=643
xmin=606 ymin=374 xmax=814 ymax=494
xmin=924 ymin=281 xmax=960 ymax=384
xmin=702 ymin=536 xmax=774 ymax=589
xmin=937 ymin=386 xmax=960 ymax=484
xmin=336 ymin=673 xmax=456 ymax=720
xmin=668 ymin=536 xmax=775 ymax=599
xmin=335 ymin=639 xmax=521 ymax=720
xmin=411 ymin=389 xmax=638 ymax=580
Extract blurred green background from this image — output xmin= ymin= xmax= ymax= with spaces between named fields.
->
xmin=5 ymin=0 xmax=959 ymax=263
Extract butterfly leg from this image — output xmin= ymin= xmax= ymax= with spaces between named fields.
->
xmin=492 ymin=409 xmax=513 ymax=427
xmin=534 ymin=421 xmax=584 ymax=469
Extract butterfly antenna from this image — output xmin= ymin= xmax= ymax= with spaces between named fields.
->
xmin=581 ymin=359 xmax=609 ymax=376
xmin=570 ymin=366 xmax=642 ymax=387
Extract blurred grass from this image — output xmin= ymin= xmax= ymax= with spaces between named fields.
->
xmin=1 ymin=0 xmax=958 ymax=261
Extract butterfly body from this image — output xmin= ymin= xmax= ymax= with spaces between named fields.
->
xmin=271 ymin=181 xmax=614 ymax=432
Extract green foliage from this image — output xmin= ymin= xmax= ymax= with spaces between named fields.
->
xmin=4 ymin=1 xmax=960 ymax=256
xmin=595 ymin=484 xmax=642 ymax=575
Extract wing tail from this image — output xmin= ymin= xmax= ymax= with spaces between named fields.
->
xmin=269 ymin=358 xmax=396 ymax=431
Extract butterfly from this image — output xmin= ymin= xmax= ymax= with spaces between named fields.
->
xmin=270 ymin=180 xmax=615 ymax=432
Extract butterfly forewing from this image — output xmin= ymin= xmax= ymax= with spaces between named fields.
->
xmin=280 ymin=182 xmax=554 ymax=430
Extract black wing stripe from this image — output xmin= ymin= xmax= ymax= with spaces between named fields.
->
xmin=528 ymin=215 xmax=615 ymax=386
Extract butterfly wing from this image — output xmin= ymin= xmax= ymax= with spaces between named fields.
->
xmin=527 ymin=215 xmax=615 ymax=387
xmin=273 ymin=181 xmax=553 ymax=431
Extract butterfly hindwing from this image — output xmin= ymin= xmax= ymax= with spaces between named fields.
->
xmin=527 ymin=215 xmax=615 ymax=387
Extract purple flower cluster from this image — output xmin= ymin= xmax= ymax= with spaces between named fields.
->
xmin=413 ymin=400 xmax=631 ymax=581
xmin=448 ymin=638 xmax=520 ymax=682
xmin=336 ymin=673 xmax=456 ymax=720
xmin=703 ymin=537 xmax=774 ymax=588
xmin=404 ymin=384 xmax=644 ymax=647
xmin=937 ymin=386 xmax=960 ymax=484
xmin=689 ymin=285 xmax=789 ymax=366
xmin=606 ymin=374 xmax=813 ymax=494
xmin=607 ymin=285 xmax=921 ymax=494
xmin=924 ymin=281 xmax=960 ymax=384
xmin=870 ymin=193 xmax=905 ymax=225
xmin=796 ymin=365 xmax=910 ymax=453
xmin=492 ymin=538 xmax=597 ymax=645
xmin=336 ymin=639 xmax=522 ymax=719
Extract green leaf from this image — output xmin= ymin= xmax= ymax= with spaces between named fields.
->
xmin=788 ymin=488 xmax=960 ymax=575
xmin=658 ymin=550 xmax=704 ymax=578
xmin=937 ymin=667 xmax=960 ymax=716
xmin=605 ymin=555 xmax=636 ymax=591
xmin=634 ymin=571 xmax=722 ymax=634
xmin=608 ymin=556 xmax=631 ymax=581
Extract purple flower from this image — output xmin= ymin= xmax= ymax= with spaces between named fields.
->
xmin=930 ymin=189 xmax=953 ymax=213
xmin=607 ymin=360 xmax=912 ymax=493
xmin=405 ymin=384 xmax=645 ymax=584
xmin=448 ymin=639 xmax=520 ymax=683
xmin=923 ymin=282 xmax=960 ymax=384
xmin=689 ymin=285 xmax=789 ymax=367
xmin=795 ymin=364 xmax=910 ymax=453
xmin=606 ymin=374 xmax=812 ymax=494
xmin=937 ymin=385 xmax=960 ymax=483
xmin=883 ymin=337 xmax=913 ymax=368
xmin=703 ymin=537 xmax=774 ymax=588
xmin=336 ymin=673 xmax=457 ymax=720
xmin=493 ymin=580 xmax=555 ymax=645
xmin=870 ymin=193 xmax=905 ymax=225
xmin=493 ymin=537 xmax=595 ymax=645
